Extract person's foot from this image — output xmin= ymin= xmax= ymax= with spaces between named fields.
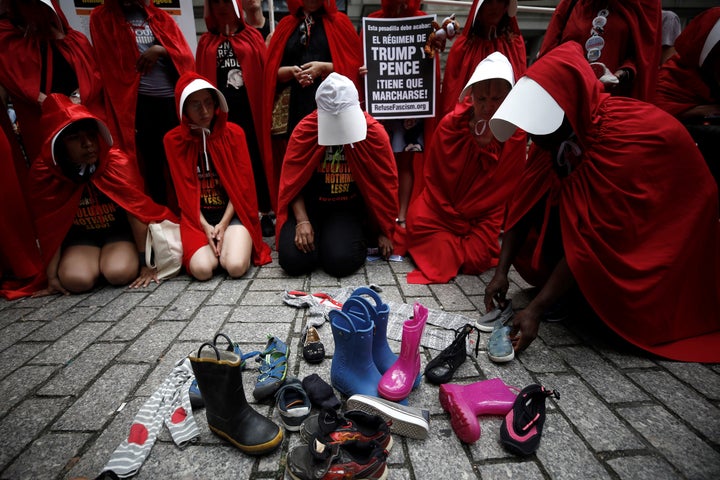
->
xmin=260 ymin=213 xmax=275 ymax=237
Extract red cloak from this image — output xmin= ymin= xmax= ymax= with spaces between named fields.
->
xmin=276 ymin=111 xmax=398 ymax=241
xmin=261 ymin=0 xmax=364 ymax=210
xmin=28 ymin=95 xmax=177 ymax=274
xmin=0 ymin=0 xmax=104 ymax=162
xmin=0 ymin=128 xmax=44 ymax=300
xmin=89 ymin=0 xmax=195 ymax=161
xmin=163 ymin=72 xmax=272 ymax=267
xmin=440 ymin=0 xmax=526 ymax=117
xmin=195 ymin=0 xmax=270 ymax=174
xmin=538 ymin=0 xmax=661 ymax=102
xmin=655 ymin=8 xmax=720 ymax=117
xmin=406 ymin=103 xmax=524 ymax=284
xmin=505 ymin=42 xmax=720 ymax=362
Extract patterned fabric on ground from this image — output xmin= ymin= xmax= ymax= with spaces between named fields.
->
xmin=103 ymin=358 xmax=199 ymax=478
xmin=283 ymin=286 xmax=476 ymax=351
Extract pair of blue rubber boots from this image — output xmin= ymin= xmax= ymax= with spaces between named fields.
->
xmin=329 ymin=287 xmax=421 ymax=402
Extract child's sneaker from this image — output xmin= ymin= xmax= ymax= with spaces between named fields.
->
xmin=300 ymin=408 xmax=393 ymax=451
xmin=286 ymin=438 xmax=388 ymax=480
xmin=275 ymin=378 xmax=311 ymax=432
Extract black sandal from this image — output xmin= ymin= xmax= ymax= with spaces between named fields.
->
xmin=424 ymin=324 xmax=479 ymax=385
xmin=500 ymin=384 xmax=559 ymax=456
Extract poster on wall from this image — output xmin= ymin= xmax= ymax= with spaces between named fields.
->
xmin=57 ymin=0 xmax=197 ymax=53
xmin=362 ymin=15 xmax=436 ymax=119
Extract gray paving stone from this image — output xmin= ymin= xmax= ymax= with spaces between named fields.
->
xmin=428 ymin=283 xmax=476 ymax=311
xmin=30 ymin=306 xmax=98 ymax=341
xmin=178 ymin=305 xmax=232 ymax=341
xmin=556 ymin=346 xmax=648 ymax=403
xmin=132 ymin=443 xmax=256 ymax=479
xmin=60 ymin=397 xmax=146 ymax=479
xmin=309 ymin=271 xmax=343 ymax=287
xmin=599 ymin=347 xmax=658 ymax=369
xmin=1 ymin=365 xmax=56 ymax=416
xmin=467 ymin=416 xmax=514 ymax=460
xmin=386 ymin=467 xmax=412 ymax=479
xmin=205 ymin=279 xmax=248 ymax=305
xmin=99 ymin=306 xmax=163 ymax=341
xmin=31 ymin=322 xmax=109 ymax=365
xmin=628 ymin=370 xmax=720 ymax=444
xmin=536 ymin=412 xmax=611 ymax=479
xmin=517 ymin=338 xmax=567 ymax=373
xmin=248 ymin=277 xmax=306 ymax=292
xmin=54 ymin=363 xmax=149 ymax=431
xmin=0 ymin=342 xmax=48 ymax=381
xmin=606 ymin=455 xmax=683 ymax=480
xmin=77 ymin=286 xmax=128 ymax=307
xmin=453 ymin=274 xmax=484 ymax=296
xmin=0 ymin=397 xmax=70 ymax=471
xmin=139 ymin=279 xmax=188 ymax=306
xmin=617 ymin=405 xmax=720 ymax=480
xmin=537 ymin=373 xmax=642 ymax=451
xmin=0 ymin=308 xmax=34 ymax=329
xmin=398 ymin=282 xmax=433 ymax=298
xmin=158 ymin=290 xmax=209 ymax=320
xmin=406 ymin=415 xmax=476 ymax=479
xmin=23 ymin=294 xmax=84 ymax=320
xmin=0 ymin=320 xmax=44 ymax=352
xmin=186 ymin=274 xmax=223 ymax=290
xmin=240 ymin=289 xmax=290 ymax=306
xmin=117 ymin=322 xmax=184 ymax=363
xmin=38 ymin=343 xmax=125 ymax=396
xmin=478 ymin=460 xmax=545 ymax=480
xmin=658 ymin=361 xmax=720 ymax=400
xmin=229 ymin=304 xmax=295 ymax=324
xmin=365 ymin=262 xmax=396 ymax=285
xmin=537 ymin=321 xmax=581 ymax=347
xmin=3 ymin=431 xmax=90 ymax=480
xmin=93 ymin=291 xmax=150 ymax=322
xmin=477 ymin=355 xmax=536 ymax=391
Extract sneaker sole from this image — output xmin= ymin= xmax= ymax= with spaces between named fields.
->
xmin=346 ymin=395 xmax=429 ymax=440
xmin=287 ymin=464 xmax=388 ymax=480
xmin=488 ymin=350 xmax=515 ymax=363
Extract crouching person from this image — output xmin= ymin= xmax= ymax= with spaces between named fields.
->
xmin=164 ymin=72 xmax=272 ymax=281
xmin=30 ymin=94 xmax=178 ymax=296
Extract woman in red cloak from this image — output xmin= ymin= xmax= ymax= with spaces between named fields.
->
xmin=538 ymin=0 xmax=661 ymax=101
xmin=276 ymin=73 xmax=398 ymax=278
xmin=164 ymin=72 xmax=271 ymax=281
xmin=440 ymin=0 xmax=525 ymax=118
xmin=28 ymin=94 xmax=177 ymax=296
xmin=406 ymin=52 xmax=524 ymax=284
xmin=89 ymin=0 xmax=195 ymax=211
xmin=261 ymin=0 xmax=363 ymax=211
xmin=0 ymin=0 xmax=105 ymax=162
xmin=196 ymin=0 xmax=275 ymax=236
xmin=486 ymin=41 xmax=720 ymax=363
xmin=655 ymin=8 xmax=720 ymax=199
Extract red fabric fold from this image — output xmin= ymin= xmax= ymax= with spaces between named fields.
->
xmin=276 ymin=111 xmax=398 ymax=241
xmin=163 ymin=73 xmax=271 ymax=267
xmin=406 ymin=103 xmax=525 ymax=284
xmin=655 ymin=8 xmax=720 ymax=117
xmin=506 ymin=42 xmax=720 ymax=362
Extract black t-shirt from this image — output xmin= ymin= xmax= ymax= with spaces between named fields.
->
xmin=304 ymin=146 xmax=360 ymax=212
xmin=198 ymin=152 xmax=229 ymax=225
xmin=70 ymin=182 xmax=128 ymax=235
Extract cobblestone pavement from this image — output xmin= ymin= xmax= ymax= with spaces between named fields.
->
xmin=1 ymin=246 xmax=719 ymax=480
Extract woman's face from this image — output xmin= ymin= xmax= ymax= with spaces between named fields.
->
xmin=385 ymin=0 xmax=409 ymax=17
xmin=62 ymin=127 xmax=100 ymax=167
xmin=477 ymin=0 xmax=509 ymax=28
xmin=529 ymin=116 xmax=573 ymax=151
xmin=470 ymin=78 xmax=511 ymax=146
xmin=210 ymin=0 xmax=238 ymax=22
xmin=184 ymin=89 xmax=217 ymax=129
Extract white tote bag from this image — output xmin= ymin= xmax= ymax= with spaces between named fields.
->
xmin=145 ymin=220 xmax=183 ymax=280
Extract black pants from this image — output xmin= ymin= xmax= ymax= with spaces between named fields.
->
xmin=135 ymin=94 xmax=179 ymax=212
xmin=278 ymin=210 xmax=367 ymax=278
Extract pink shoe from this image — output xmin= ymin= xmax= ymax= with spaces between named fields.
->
xmin=439 ymin=378 xmax=518 ymax=444
xmin=377 ymin=303 xmax=428 ymax=402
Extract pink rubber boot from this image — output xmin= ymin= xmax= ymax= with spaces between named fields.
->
xmin=439 ymin=378 xmax=518 ymax=444
xmin=377 ymin=303 xmax=428 ymax=402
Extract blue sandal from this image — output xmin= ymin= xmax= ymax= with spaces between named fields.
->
xmin=253 ymin=336 xmax=289 ymax=401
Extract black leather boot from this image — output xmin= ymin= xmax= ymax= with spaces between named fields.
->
xmin=189 ymin=342 xmax=283 ymax=455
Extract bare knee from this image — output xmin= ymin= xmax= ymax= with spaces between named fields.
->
xmin=224 ymin=257 xmax=250 ymax=279
xmin=59 ymin=269 xmax=98 ymax=293
xmin=103 ymin=262 xmax=138 ymax=286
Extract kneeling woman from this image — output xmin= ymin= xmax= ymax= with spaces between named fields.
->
xmin=164 ymin=72 xmax=271 ymax=280
xmin=30 ymin=95 xmax=177 ymax=296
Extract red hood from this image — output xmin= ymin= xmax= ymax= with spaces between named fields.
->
xmin=203 ymin=0 xmax=247 ymax=33
xmin=174 ymin=71 xmax=229 ymax=129
xmin=287 ymin=0 xmax=338 ymax=15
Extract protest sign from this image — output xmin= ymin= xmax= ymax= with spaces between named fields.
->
xmin=363 ymin=15 xmax=436 ymax=119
